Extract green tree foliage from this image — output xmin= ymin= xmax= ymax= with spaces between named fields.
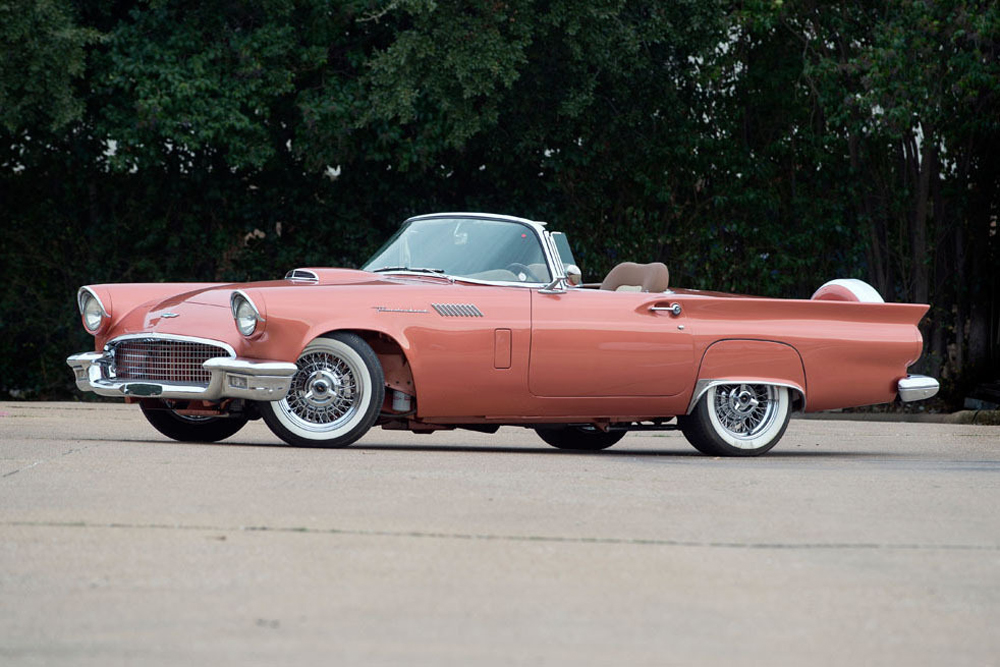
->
xmin=1 ymin=0 xmax=997 ymax=402
xmin=0 ymin=0 xmax=99 ymax=132
xmin=757 ymin=0 xmax=1000 ymax=391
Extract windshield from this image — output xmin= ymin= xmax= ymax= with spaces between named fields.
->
xmin=362 ymin=217 xmax=552 ymax=283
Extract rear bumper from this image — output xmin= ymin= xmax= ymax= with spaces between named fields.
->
xmin=898 ymin=374 xmax=940 ymax=402
xmin=67 ymin=351 xmax=297 ymax=401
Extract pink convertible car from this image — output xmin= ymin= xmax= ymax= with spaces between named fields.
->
xmin=68 ymin=212 xmax=939 ymax=456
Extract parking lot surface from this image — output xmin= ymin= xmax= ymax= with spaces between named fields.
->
xmin=2 ymin=401 xmax=999 ymax=666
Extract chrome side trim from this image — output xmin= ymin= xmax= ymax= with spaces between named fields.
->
xmin=898 ymin=375 xmax=940 ymax=402
xmin=686 ymin=379 xmax=806 ymax=415
xmin=449 ymin=276 xmax=542 ymax=288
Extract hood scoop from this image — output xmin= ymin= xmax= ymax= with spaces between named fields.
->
xmin=282 ymin=268 xmax=383 ymax=286
xmin=285 ymin=269 xmax=320 ymax=283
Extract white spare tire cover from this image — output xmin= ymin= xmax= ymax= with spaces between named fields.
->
xmin=811 ymin=279 xmax=884 ymax=303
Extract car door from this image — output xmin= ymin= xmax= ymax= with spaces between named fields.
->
xmin=397 ymin=283 xmax=534 ymax=418
xmin=528 ymin=289 xmax=695 ymax=397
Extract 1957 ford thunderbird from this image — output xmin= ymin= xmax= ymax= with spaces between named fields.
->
xmin=67 ymin=212 xmax=940 ymax=456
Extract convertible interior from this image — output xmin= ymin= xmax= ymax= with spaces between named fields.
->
xmin=598 ymin=262 xmax=670 ymax=292
xmin=468 ymin=260 xmax=670 ymax=291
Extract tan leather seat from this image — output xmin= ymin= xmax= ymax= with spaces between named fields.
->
xmin=599 ymin=262 xmax=669 ymax=292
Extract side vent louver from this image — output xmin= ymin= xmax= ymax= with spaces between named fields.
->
xmin=432 ymin=303 xmax=484 ymax=317
xmin=285 ymin=269 xmax=319 ymax=283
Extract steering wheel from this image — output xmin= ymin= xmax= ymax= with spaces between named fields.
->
xmin=505 ymin=263 xmax=541 ymax=282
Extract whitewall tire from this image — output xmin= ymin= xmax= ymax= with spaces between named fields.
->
xmin=677 ymin=384 xmax=791 ymax=457
xmin=260 ymin=333 xmax=384 ymax=448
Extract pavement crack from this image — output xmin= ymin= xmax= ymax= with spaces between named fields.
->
xmin=2 ymin=444 xmax=102 ymax=479
xmin=3 ymin=520 xmax=998 ymax=552
xmin=1 ymin=461 xmax=43 ymax=478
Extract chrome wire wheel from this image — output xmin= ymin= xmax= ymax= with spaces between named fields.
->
xmin=282 ymin=349 xmax=363 ymax=432
xmin=711 ymin=384 xmax=780 ymax=445
xmin=260 ymin=333 xmax=385 ymax=448
xmin=677 ymin=383 xmax=792 ymax=457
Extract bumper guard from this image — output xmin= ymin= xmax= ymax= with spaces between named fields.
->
xmin=897 ymin=374 xmax=940 ymax=402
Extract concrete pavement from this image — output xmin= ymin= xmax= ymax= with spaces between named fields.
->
xmin=2 ymin=401 xmax=999 ymax=665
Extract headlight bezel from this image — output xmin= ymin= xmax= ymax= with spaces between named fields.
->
xmin=230 ymin=290 xmax=265 ymax=337
xmin=77 ymin=287 xmax=109 ymax=334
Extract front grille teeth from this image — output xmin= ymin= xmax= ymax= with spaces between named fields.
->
xmin=108 ymin=338 xmax=232 ymax=386
xmin=432 ymin=303 xmax=484 ymax=317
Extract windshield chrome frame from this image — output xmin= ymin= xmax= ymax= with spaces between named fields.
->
xmin=369 ymin=212 xmax=567 ymax=289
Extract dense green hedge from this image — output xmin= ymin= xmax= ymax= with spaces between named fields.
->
xmin=2 ymin=0 xmax=997 ymax=403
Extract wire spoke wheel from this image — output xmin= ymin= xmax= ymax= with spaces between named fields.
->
xmin=260 ymin=333 xmax=384 ymax=448
xmin=677 ymin=383 xmax=792 ymax=457
xmin=282 ymin=350 xmax=363 ymax=432
xmin=712 ymin=384 xmax=779 ymax=442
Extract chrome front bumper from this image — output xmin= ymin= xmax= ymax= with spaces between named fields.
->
xmin=898 ymin=374 xmax=940 ymax=402
xmin=67 ymin=351 xmax=298 ymax=401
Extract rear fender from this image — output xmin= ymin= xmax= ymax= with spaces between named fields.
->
xmin=688 ymin=340 xmax=806 ymax=413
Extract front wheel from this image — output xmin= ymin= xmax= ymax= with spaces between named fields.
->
xmin=677 ymin=384 xmax=791 ymax=457
xmin=140 ymin=403 xmax=248 ymax=442
xmin=260 ymin=333 xmax=385 ymax=448
xmin=535 ymin=425 xmax=626 ymax=451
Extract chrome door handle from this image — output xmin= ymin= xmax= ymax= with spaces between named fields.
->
xmin=649 ymin=303 xmax=682 ymax=316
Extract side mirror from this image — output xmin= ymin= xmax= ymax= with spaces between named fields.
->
xmin=565 ymin=264 xmax=582 ymax=286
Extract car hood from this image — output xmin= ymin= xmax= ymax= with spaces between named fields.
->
xmin=98 ymin=269 xmax=381 ymax=336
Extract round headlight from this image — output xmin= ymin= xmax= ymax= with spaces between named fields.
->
xmin=231 ymin=292 xmax=261 ymax=336
xmin=78 ymin=289 xmax=107 ymax=333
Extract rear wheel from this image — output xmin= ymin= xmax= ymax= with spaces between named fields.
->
xmin=535 ymin=425 xmax=626 ymax=451
xmin=260 ymin=333 xmax=384 ymax=448
xmin=677 ymin=384 xmax=791 ymax=457
xmin=140 ymin=403 xmax=248 ymax=442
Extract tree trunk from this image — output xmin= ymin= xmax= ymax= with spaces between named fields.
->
xmin=911 ymin=128 xmax=935 ymax=306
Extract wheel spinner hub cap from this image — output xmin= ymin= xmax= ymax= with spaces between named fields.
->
xmin=282 ymin=350 xmax=362 ymax=430
xmin=727 ymin=387 xmax=759 ymax=416
xmin=713 ymin=383 xmax=776 ymax=439
xmin=303 ymin=369 xmax=342 ymax=408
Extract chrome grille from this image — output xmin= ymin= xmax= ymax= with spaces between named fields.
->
xmin=110 ymin=338 xmax=232 ymax=385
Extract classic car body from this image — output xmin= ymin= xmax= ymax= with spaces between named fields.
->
xmin=68 ymin=212 xmax=939 ymax=456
